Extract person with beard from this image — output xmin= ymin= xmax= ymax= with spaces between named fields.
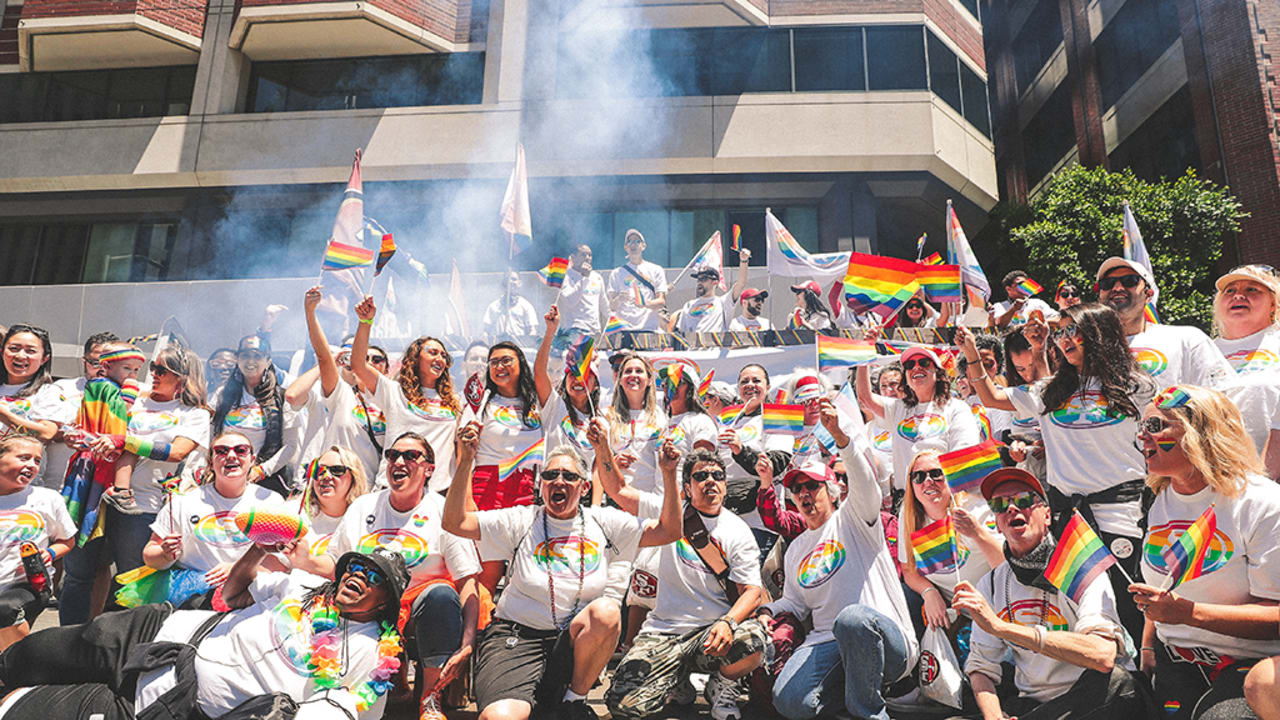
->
xmin=0 ymin=545 xmax=410 ymax=720
xmin=671 ymin=248 xmax=750 ymax=335
xmin=1096 ymin=257 xmax=1233 ymax=388
xmin=443 ymin=436 xmax=682 ymax=720
xmin=956 ymin=468 xmax=1151 ymax=720
xmin=729 ymin=287 xmax=773 ymax=331
xmin=210 ymin=334 xmax=299 ymax=496
xmin=534 ymin=306 xmax=605 ymax=500
xmin=44 ymin=332 xmax=117 ymax=490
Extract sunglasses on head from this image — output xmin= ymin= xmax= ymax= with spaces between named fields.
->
xmin=1097 ymin=274 xmax=1143 ymax=291
xmin=691 ymin=470 xmax=726 ymax=483
xmin=384 ymin=448 xmax=427 ymax=463
xmin=344 ymin=559 xmax=386 ymax=587
xmin=1139 ymin=416 xmax=1171 ymax=435
xmin=988 ymin=490 xmax=1043 ymax=515
xmin=541 ymin=469 xmax=584 ymax=484
xmin=902 ymin=358 xmax=935 ymax=371
xmin=318 ymin=464 xmax=349 ymax=477
xmin=910 ymin=468 xmax=945 ymax=485
xmin=212 ymin=444 xmax=253 ymax=458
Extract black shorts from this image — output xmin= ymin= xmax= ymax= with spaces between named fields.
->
xmin=473 ymin=619 xmax=574 ymax=713
xmin=2 ymin=683 xmax=133 ymax=720
xmin=0 ymin=586 xmax=44 ymax=629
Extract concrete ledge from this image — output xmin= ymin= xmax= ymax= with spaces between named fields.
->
xmin=229 ymin=2 xmax=482 ymax=59
xmin=18 ymin=13 xmax=202 ymax=70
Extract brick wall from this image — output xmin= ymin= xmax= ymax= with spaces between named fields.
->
xmin=0 ymin=3 xmax=20 ymax=65
xmin=21 ymin=0 xmax=206 ymax=37
xmin=1060 ymin=0 xmax=1106 ymax=167
xmin=238 ymin=0 xmax=475 ymax=44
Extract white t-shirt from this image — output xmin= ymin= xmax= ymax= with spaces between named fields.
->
xmin=475 ymin=394 xmax=543 ymax=468
xmin=305 ymin=509 xmax=343 ymax=558
xmin=1007 ymin=380 xmax=1149 ymax=537
xmin=896 ymin=491 xmax=1000 ymax=602
xmin=559 ymin=267 xmax=608 ymax=336
xmin=150 ymin=484 xmax=284 ymax=574
xmin=1217 ymin=326 xmax=1280 ymax=376
xmin=993 ymin=297 xmax=1059 ymax=326
xmin=541 ymin=392 xmax=599 ymax=468
xmin=868 ymin=418 xmax=894 ymax=491
xmin=322 ymin=382 xmax=387 ymax=484
xmin=328 ymin=489 xmax=480 ymax=589
xmin=221 ymin=390 xmax=269 ymax=456
xmin=0 ymin=486 xmax=76 ymax=590
xmin=292 ymin=385 xmax=328 ymax=480
xmin=965 ymin=562 xmax=1128 ymax=703
xmin=1141 ymin=475 xmax=1280 ymax=659
xmin=728 ymin=314 xmax=773 ymax=332
xmin=477 ymin=505 xmax=645 ymax=631
xmin=882 ymin=396 xmax=981 ymax=491
xmin=676 ymin=294 xmax=732 ymax=334
xmin=1216 ymin=327 xmax=1280 ymax=455
xmin=1128 ymin=323 xmax=1233 ymax=388
xmin=42 ymin=377 xmax=86 ymax=489
xmin=0 ymin=381 xmax=75 ymax=488
xmin=718 ymin=414 xmax=791 ymax=530
xmin=372 ymin=375 xmax=458 ymax=493
xmin=483 ymin=295 xmax=540 ymax=338
xmin=127 ymin=397 xmax=211 ymax=514
xmin=662 ymin=411 xmax=719 ymax=494
xmin=611 ymin=408 xmax=667 ymax=496
xmin=608 ymin=261 xmax=669 ymax=331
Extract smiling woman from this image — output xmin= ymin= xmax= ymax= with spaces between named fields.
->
xmin=1213 ymin=265 xmax=1280 ymax=481
xmin=0 ymin=325 xmax=70 ymax=445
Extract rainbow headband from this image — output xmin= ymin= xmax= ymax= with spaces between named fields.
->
xmin=99 ymin=349 xmax=145 ymax=365
xmin=793 ymin=376 xmax=824 ymax=404
xmin=1155 ymin=386 xmax=1192 ymax=409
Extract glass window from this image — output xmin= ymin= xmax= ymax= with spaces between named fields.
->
xmin=247 ymin=54 xmax=485 ymax=112
xmin=32 ymin=225 xmax=89 ymax=285
xmin=1108 ymin=85 xmax=1200 ymax=182
xmin=0 ymin=66 xmax=195 ymax=124
xmin=84 ymin=224 xmax=143 ymax=283
xmin=794 ymin=27 xmax=866 ymax=92
xmin=708 ymin=28 xmax=791 ymax=94
xmin=1012 ymin=0 xmax=1063 ymax=95
xmin=0 ymin=225 xmax=41 ymax=285
xmin=960 ymin=62 xmax=991 ymax=137
xmin=1022 ymin=83 xmax=1076 ymax=187
xmin=928 ymin=32 xmax=962 ymax=114
xmin=614 ymin=211 xmax=671 ymax=265
xmin=956 ymin=0 xmax=979 ymax=21
xmin=1095 ymin=0 xmax=1181 ymax=108
xmin=778 ymin=207 xmax=820 ymax=253
xmin=865 ymin=26 xmax=927 ymax=90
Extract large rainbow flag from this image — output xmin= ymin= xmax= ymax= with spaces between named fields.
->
xmin=911 ymin=514 xmax=958 ymax=576
xmin=916 ymin=264 xmax=963 ymax=304
xmin=1043 ymin=511 xmax=1117 ymax=603
xmin=62 ymin=377 xmax=134 ymax=543
xmin=762 ymin=404 xmax=805 ymax=436
xmin=937 ymin=440 xmax=1003 ymax=495
xmin=321 ymin=240 xmax=375 ymax=270
xmin=498 ymin=438 xmax=545 ymax=481
xmin=1161 ymin=505 xmax=1217 ymax=589
xmin=842 ymin=252 xmax=921 ymax=318
xmin=816 ymin=335 xmax=877 ymax=373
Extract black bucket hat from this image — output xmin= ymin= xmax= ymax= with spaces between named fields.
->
xmin=334 ymin=547 xmax=410 ymax=607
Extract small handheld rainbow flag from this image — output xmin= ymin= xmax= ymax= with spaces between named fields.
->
xmin=538 ymin=257 xmax=569 ymax=288
xmin=718 ymin=404 xmax=744 ymax=426
xmin=762 ymin=403 xmax=805 ymax=436
xmin=915 ymin=233 xmax=927 ymax=259
xmin=498 ymin=438 xmax=545 ymax=481
xmin=322 ymin=241 xmax=375 ymax=270
xmin=1143 ymin=303 xmax=1161 ymax=324
xmin=731 ymin=224 xmax=741 ymax=252
xmin=696 ymin=369 xmax=715 ymax=401
xmin=1155 ymin=386 xmax=1192 ymax=409
xmin=921 ymin=251 xmax=944 ymax=266
xmin=374 ymin=233 xmax=396 ymax=276
xmin=1043 ymin=511 xmax=1117 ymax=603
xmin=972 ymin=403 xmax=992 ymax=442
xmin=1161 ymin=505 xmax=1217 ymax=589
xmin=911 ymin=514 xmax=958 ymax=576
xmin=604 ymin=315 xmax=626 ymax=335
xmin=816 ymin=335 xmax=877 ymax=373
xmin=842 ymin=252 xmax=921 ymax=318
xmin=565 ymin=335 xmax=595 ymax=379
xmin=916 ymin=264 xmax=963 ymax=304
xmin=937 ymin=440 xmax=1003 ymax=495
xmin=1016 ymin=277 xmax=1045 ymax=296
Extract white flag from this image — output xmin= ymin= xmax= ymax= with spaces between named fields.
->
xmin=499 ymin=143 xmax=532 ymax=254
xmin=946 ymin=200 xmax=990 ymax=305
xmin=681 ymin=231 xmax=726 ymax=291
xmin=446 ymin=259 xmax=471 ymax=338
xmin=1122 ymin=202 xmax=1158 ymax=307
xmin=764 ymin=208 xmax=849 ymax=284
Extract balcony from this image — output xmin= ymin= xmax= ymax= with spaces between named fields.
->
xmin=560 ymin=0 xmax=767 ymax=31
xmin=18 ymin=0 xmax=205 ymax=71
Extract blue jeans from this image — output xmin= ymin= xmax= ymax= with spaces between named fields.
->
xmin=59 ymin=510 xmax=156 ymax=625
xmin=772 ymin=604 xmax=911 ymax=720
xmin=410 ymin=583 xmax=464 ymax=667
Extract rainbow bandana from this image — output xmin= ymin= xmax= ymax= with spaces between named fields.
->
xmin=99 ymin=348 xmax=145 ymax=366
xmin=792 ymin=376 xmax=824 ymax=404
xmin=1155 ymin=386 xmax=1192 ymax=409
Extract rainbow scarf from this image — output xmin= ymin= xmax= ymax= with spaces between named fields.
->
xmin=1043 ymin=511 xmax=1117 ymax=603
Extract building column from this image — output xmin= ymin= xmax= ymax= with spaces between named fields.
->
xmin=188 ymin=0 xmax=248 ymax=115
xmin=482 ymin=0 xmax=529 ymax=105
xmin=850 ymin=182 xmax=876 ymax=254
xmin=1058 ymin=0 xmax=1107 ymax=168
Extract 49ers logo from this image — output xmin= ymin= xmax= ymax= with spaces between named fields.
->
xmin=630 ymin=569 xmax=658 ymax=598
xmin=919 ymin=650 xmax=941 ymax=686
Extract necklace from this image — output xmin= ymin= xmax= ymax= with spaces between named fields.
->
xmin=306 ymin=597 xmax=403 ymax=711
xmin=1003 ymin=569 xmax=1048 ymax=629
xmin=542 ymin=506 xmax=587 ymax=630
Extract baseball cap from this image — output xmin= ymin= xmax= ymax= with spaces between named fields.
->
xmin=900 ymin=346 xmax=942 ymax=368
xmin=1095 ymin=257 xmax=1155 ymax=288
xmin=782 ymin=461 xmax=835 ymax=489
xmin=692 ymin=268 xmax=720 ymax=280
xmin=740 ymin=288 xmax=769 ymax=302
xmin=979 ymin=467 xmax=1046 ymax=501
xmin=790 ymin=280 xmax=821 ymax=294
xmin=624 ymin=229 xmax=645 ymax=244
xmin=334 ymin=547 xmax=411 ymax=607
xmin=1216 ymin=264 xmax=1280 ymax=296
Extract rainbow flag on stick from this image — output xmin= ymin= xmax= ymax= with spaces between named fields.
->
xmin=373 ymin=232 xmax=396 ymax=276
xmin=1043 ymin=511 xmax=1117 ymax=603
xmin=842 ymin=252 xmax=921 ymax=319
xmin=937 ymin=440 xmax=1003 ymax=495
xmin=565 ymin=335 xmax=595 ymax=379
xmin=922 ymin=251 xmax=944 ymax=266
xmin=916 ymin=264 xmax=963 ymax=304
xmin=762 ymin=403 xmax=805 ymax=436
xmin=816 ymin=335 xmax=877 ymax=373
xmin=717 ymin=404 xmax=744 ymax=426
xmin=538 ymin=257 xmax=569 ymax=288
xmin=604 ymin=315 xmax=626 ymax=335
xmin=911 ymin=514 xmax=958 ymax=575
xmin=498 ymin=438 xmax=545 ymax=481
xmin=1161 ymin=505 xmax=1217 ymax=590
xmin=696 ymin=369 xmax=715 ymax=401
xmin=1016 ymin=277 xmax=1045 ymax=296
xmin=731 ymin=224 xmax=741 ymax=252
xmin=322 ymin=241 xmax=375 ymax=270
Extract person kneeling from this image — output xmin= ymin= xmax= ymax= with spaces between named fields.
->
xmin=956 ymin=468 xmax=1154 ymax=720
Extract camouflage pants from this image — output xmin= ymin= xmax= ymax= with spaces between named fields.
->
xmin=606 ymin=619 xmax=770 ymax=720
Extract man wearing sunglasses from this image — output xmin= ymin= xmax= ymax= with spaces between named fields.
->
xmin=0 ymin=546 xmax=409 ymax=720
xmin=604 ymin=449 xmax=767 ymax=720
xmin=955 ymin=468 xmax=1149 ymax=720
xmin=1097 ymin=256 xmax=1232 ymax=388
xmin=993 ymin=270 xmax=1060 ymax=330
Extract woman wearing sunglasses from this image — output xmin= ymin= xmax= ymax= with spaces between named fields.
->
xmin=957 ymin=302 xmax=1154 ymax=641
xmin=895 ymin=292 xmax=950 ymax=329
xmin=1124 ymin=385 xmax=1280 ymax=720
xmin=210 ymin=334 xmax=299 ymax=496
xmin=534 ymin=306 xmax=606 ymax=498
xmin=1055 ymin=280 xmax=1083 ymax=312
xmin=1212 ymin=265 xmax=1280 ymax=480
xmin=59 ymin=346 xmax=211 ymax=625
xmin=141 ymin=430 xmax=285 ymax=604
xmin=293 ymin=445 xmax=369 ymax=561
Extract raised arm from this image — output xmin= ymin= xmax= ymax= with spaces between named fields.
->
xmin=588 ymin=417 xmax=640 ymax=515
xmin=729 ymin=248 xmax=751 ymax=303
xmin=442 ymin=421 xmax=483 ymax=540
xmin=349 ymin=296 xmax=380 ymax=395
xmin=533 ymin=306 xmax=559 ymax=407
xmin=955 ymin=325 xmax=1015 ymax=411
xmin=854 ymin=344 xmax=887 ymax=420
xmin=639 ymin=439 xmax=683 ymax=548
xmin=221 ymin=544 xmax=270 ymax=610
xmin=301 ymin=286 xmax=341 ymax=398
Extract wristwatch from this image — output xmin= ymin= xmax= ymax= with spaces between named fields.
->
xmin=716 ymin=615 xmax=739 ymax=633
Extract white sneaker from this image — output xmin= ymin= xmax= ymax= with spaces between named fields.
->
xmin=703 ymin=672 xmax=742 ymax=720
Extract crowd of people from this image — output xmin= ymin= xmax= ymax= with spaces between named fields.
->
xmin=0 ymin=230 xmax=1277 ymax=720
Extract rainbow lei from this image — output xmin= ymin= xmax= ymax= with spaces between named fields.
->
xmin=305 ymin=598 xmax=403 ymax=711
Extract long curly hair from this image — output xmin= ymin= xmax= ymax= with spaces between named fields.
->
xmin=1146 ymin=385 xmax=1263 ymax=497
xmin=1041 ymin=303 xmax=1153 ymax=420
xmin=0 ymin=324 xmax=54 ymax=398
xmin=607 ymin=353 xmax=661 ymax=443
xmin=398 ymin=336 xmax=459 ymax=415
xmin=486 ymin=341 xmax=540 ymax=428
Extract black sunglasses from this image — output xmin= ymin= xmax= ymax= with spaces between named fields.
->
xmin=318 ymin=464 xmax=350 ymax=477
xmin=344 ymin=559 xmax=386 ymax=587
xmin=1098 ymin=274 xmax=1143 ymax=291
xmin=1139 ymin=416 xmax=1170 ymax=435
xmin=541 ymin=469 xmax=584 ymax=484
xmin=910 ymin=468 xmax=945 ymax=485
xmin=790 ymin=479 xmax=825 ymax=493
xmin=150 ymin=363 xmax=175 ymax=378
xmin=902 ymin=358 xmax=935 ymax=371
xmin=690 ymin=470 xmax=726 ymax=483
xmin=1057 ymin=289 xmax=1079 ymax=299
xmin=384 ymin=448 xmax=428 ymax=463
xmin=369 ymin=354 xmax=389 ymax=364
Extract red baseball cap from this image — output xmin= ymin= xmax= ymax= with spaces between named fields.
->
xmin=782 ymin=461 xmax=835 ymax=488
xmin=790 ymin=281 xmax=821 ymax=294
xmin=979 ymin=467 xmax=1045 ymax=501
xmin=740 ymin=287 xmax=769 ymax=302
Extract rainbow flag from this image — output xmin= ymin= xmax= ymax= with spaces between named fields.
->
xmin=303 ymin=458 xmax=322 ymax=483
xmin=605 ymin=315 xmax=626 ymax=335
xmin=321 ymin=240 xmax=375 ymax=270
xmin=816 ymin=335 xmax=877 ymax=372
xmin=972 ymin=403 xmax=992 ymax=442
xmin=538 ymin=257 xmax=569 ymax=288
xmin=565 ymin=335 xmax=595 ymax=379
xmin=1043 ymin=511 xmax=1117 ymax=603
xmin=1144 ymin=303 xmax=1161 ymax=324
xmin=937 ymin=440 xmax=1003 ymax=494
xmin=916 ymin=264 xmax=963 ymax=303
xmin=1016 ymin=278 xmax=1044 ymax=296
xmin=696 ymin=369 xmax=715 ymax=400
xmin=842 ymin=252 xmax=921 ymax=318
xmin=498 ymin=438 xmax=545 ymax=481
xmin=374 ymin=232 xmax=396 ymax=276
xmin=762 ymin=403 xmax=805 ymax=436
xmin=916 ymin=233 xmax=927 ymax=258
xmin=1155 ymin=386 xmax=1192 ymax=409
xmin=632 ymin=283 xmax=644 ymax=306
xmin=718 ymin=404 xmax=744 ymax=426
xmin=922 ymin=251 xmax=944 ymax=266
xmin=1161 ymin=505 xmax=1217 ymax=589
xmin=911 ymin=515 xmax=958 ymax=576
xmin=731 ymin=224 xmax=741 ymax=252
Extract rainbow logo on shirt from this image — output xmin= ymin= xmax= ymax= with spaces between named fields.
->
xmin=309 ymin=533 xmax=332 ymax=557
xmin=408 ymin=398 xmax=457 ymax=421
xmin=224 ymin=404 xmax=265 ymax=430
xmin=1163 ymin=700 xmax=1181 ymax=714
xmin=1048 ymin=391 xmax=1125 ymax=429
xmin=796 ymin=540 xmax=846 ymax=588
xmin=686 ymin=300 xmax=713 ymax=318
xmin=735 ymin=424 xmax=760 ymax=445
xmin=998 ymin=598 xmax=1068 ymax=631
xmin=534 ymin=535 xmax=601 ymax=577
xmin=675 ymin=538 xmax=715 ymax=574
xmin=661 ymin=426 xmax=686 ymax=446
xmin=0 ymin=398 xmax=31 ymax=418
xmin=128 ymin=411 xmax=180 ymax=433
xmin=351 ymin=404 xmax=387 ymax=434
xmin=1226 ymin=349 xmax=1280 ymax=375
xmin=872 ymin=429 xmax=892 ymax=452
xmin=1143 ymin=520 xmax=1234 ymax=576
xmin=1131 ymin=348 xmax=1169 ymax=377
xmin=896 ymin=413 xmax=946 ymax=442
xmin=490 ymin=405 xmax=540 ymax=430
xmin=0 ymin=510 xmax=45 ymax=546
xmin=269 ymin=596 xmax=314 ymax=674
xmin=193 ymin=511 xmax=250 ymax=547
xmin=357 ymin=529 xmax=429 ymax=568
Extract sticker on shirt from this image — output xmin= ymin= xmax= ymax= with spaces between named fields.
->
xmin=490 ymin=405 xmax=540 ymax=430
xmin=408 ymin=397 xmax=457 ymax=421
xmin=0 ymin=510 xmax=45 ymax=546
xmin=269 ymin=596 xmax=316 ymax=675
xmin=129 ymin=412 xmax=181 ymax=434
xmin=309 ymin=533 xmax=332 ymax=557
xmin=735 ymin=424 xmax=760 ymax=445
xmin=1143 ymin=520 xmax=1234 ymax=576
xmin=1131 ymin=348 xmax=1169 ymax=377
xmin=897 ymin=413 xmax=946 ymax=442
xmin=192 ymin=511 xmax=251 ymax=547
xmin=224 ymin=404 xmax=265 ymax=430
xmin=796 ymin=540 xmax=846 ymax=588
xmin=534 ymin=535 xmax=601 ymax=578
xmin=998 ymin=597 xmax=1069 ymax=631
xmin=1226 ymin=349 xmax=1280 ymax=375
xmin=357 ymin=529 xmax=430 ymax=568
xmin=1048 ymin=391 xmax=1126 ymax=429
xmin=351 ymin=403 xmax=387 ymax=435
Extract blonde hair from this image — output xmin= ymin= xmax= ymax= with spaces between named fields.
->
xmin=1146 ymin=385 xmax=1263 ymax=497
xmin=607 ymin=353 xmax=661 ymax=445
xmin=901 ymin=449 xmax=945 ymax=536
xmin=302 ymin=445 xmax=369 ymax=516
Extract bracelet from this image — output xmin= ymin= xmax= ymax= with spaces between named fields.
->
xmin=47 ymin=547 xmax=59 ymax=562
xmin=1141 ymin=646 xmax=1157 ymax=652
xmin=921 ymin=586 xmax=939 ymax=596
xmin=968 ymin=372 xmax=989 ymax=382
xmin=1033 ymin=624 xmax=1047 ymax=652
xmin=358 ymin=317 xmax=374 ymax=325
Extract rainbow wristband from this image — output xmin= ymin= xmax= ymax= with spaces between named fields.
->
xmin=124 ymin=435 xmax=172 ymax=462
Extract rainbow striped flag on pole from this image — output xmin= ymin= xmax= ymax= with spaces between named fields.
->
xmin=762 ymin=404 xmax=805 ymax=436
xmin=842 ymin=252 xmax=921 ymax=319
xmin=921 ymin=251 xmax=944 ymax=266
xmin=1161 ymin=505 xmax=1217 ymax=589
xmin=1043 ymin=511 xmax=1117 ymax=603
xmin=696 ymin=369 xmax=715 ymax=401
xmin=816 ymin=335 xmax=877 ymax=373
xmin=937 ymin=440 xmax=1003 ymax=495
xmin=915 ymin=264 xmax=963 ymax=303
xmin=604 ymin=315 xmax=626 ymax=335
xmin=538 ymin=257 xmax=569 ymax=288
xmin=565 ymin=335 xmax=595 ymax=379
xmin=717 ymin=404 xmax=744 ymax=426
xmin=1016 ymin=277 xmax=1045 ymax=296
xmin=911 ymin=514 xmax=958 ymax=575
xmin=322 ymin=241 xmax=376 ymax=271
xmin=498 ymin=438 xmax=545 ymax=481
